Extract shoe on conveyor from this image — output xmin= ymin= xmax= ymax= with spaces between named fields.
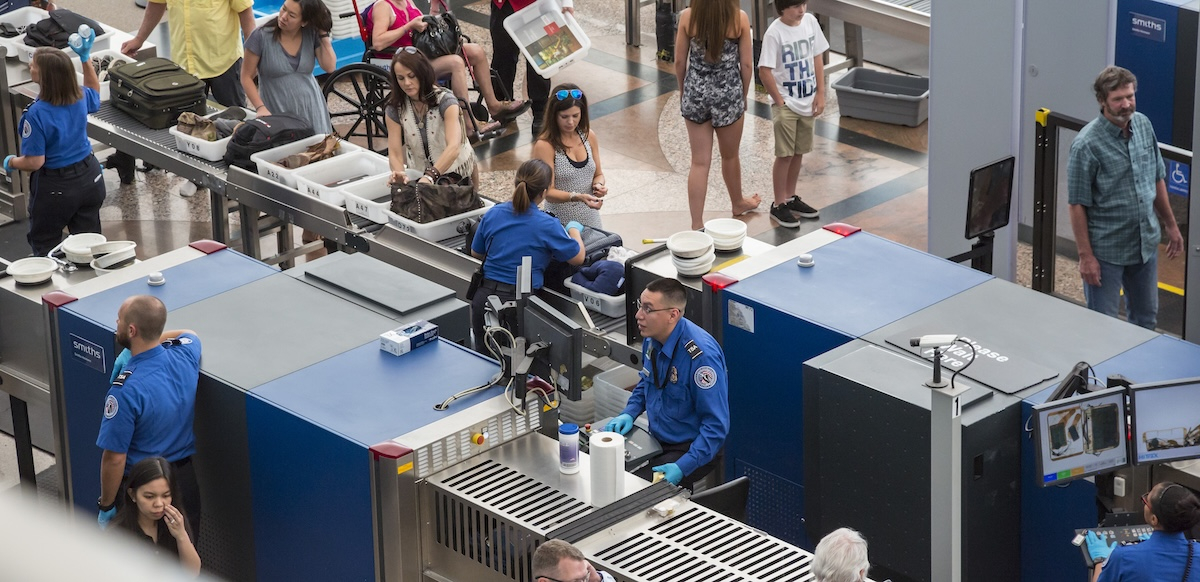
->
xmin=784 ymin=195 xmax=820 ymax=219
xmin=770 ymin=203 xmax=801 ymax=228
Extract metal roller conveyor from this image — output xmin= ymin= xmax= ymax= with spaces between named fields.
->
xmin=809 ymin=0 xmax=930 ymax=45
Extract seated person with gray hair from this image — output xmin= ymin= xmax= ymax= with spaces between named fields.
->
xmin=813 ymin=527 xmax=871 ymax=582
xmin=532 ymin=539 xmax=615 ymax=582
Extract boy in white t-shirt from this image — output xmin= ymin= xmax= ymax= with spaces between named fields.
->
xmin=758 ymin=0 xmax=829 ymax=227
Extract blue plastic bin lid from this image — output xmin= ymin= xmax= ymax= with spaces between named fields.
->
xmin=560 ymin=423 xmax=579 ymax=435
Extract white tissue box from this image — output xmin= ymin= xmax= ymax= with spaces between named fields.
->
xmin=380 ymin=321 xmax=439 ymax=356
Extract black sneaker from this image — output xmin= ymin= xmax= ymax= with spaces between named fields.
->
xmin=785 ymin=195 xmax=820 ymax=219
xmin=770 ymin=203 xmax=801 ymax=228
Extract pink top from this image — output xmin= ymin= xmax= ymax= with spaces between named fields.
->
xmin=368 ymin=0 xmax=425 ymax=48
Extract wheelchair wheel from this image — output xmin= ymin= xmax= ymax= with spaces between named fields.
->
xmin=322 ymin=63 xmax=391 ymax=155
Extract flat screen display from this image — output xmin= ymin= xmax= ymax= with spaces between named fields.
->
xmin=965 ymin=156 xmax=1015 ymax=239
xmin=1033 ymin=386 xmax=1129 ymax=486
xmin=1130 ymin=378 xmax=1200 ymax=465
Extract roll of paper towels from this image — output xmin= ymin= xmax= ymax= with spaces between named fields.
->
xmin=589 ymin=431 xmax=625 ymax=507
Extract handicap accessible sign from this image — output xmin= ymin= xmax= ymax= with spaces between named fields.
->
xmin=1167 ymin=160 xmax=1189 ymax=197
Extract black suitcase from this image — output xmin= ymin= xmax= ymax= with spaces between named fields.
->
xmin=108 ymin=58 xmax=207 ymax=129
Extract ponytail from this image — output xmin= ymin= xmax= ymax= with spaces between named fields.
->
xmin=511 ymin=159 xmax=552 ymax=214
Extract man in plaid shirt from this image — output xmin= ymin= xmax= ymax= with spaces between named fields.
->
xmin=1067 ymin=66 xmax=1183 ymax=330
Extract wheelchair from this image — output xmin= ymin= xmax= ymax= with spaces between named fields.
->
xmin=321 ymin=0 xmax=511 ymax=155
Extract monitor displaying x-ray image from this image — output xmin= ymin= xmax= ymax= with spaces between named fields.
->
xmin=1130 ymin=378 xmax=1200 ymax=465
xmin=1033 ymin=386 xmax=1129 ymax=486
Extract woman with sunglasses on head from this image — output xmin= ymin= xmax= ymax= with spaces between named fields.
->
xmin=531 ymin=84 xmax=607 ymax=229
xmin=1086 ymin=482 xmax=1200 ymax=582
xmin=469 ymin=159 xmax=584 ymax=353
xmin=675 ymin=0 xmax=762 ymax=230
xmin=242 ymin=0 xmax=336 ymax=133
xmin=366 ymin=0 xmax=529 ymax=140
xmin=385 ymin=49 xmax=477 ymax=190
xmin=109 ymin=457 xmax=201 ymax=575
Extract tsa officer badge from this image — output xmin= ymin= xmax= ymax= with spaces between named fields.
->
xmin=669 ymin=366 xmax=677 ymax=384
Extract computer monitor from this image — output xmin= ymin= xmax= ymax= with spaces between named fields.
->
xmin=1130 ymin=377 xmax=1200 ymax=465
xmin=522 ymin=295 xmax=585 ymax=402
xmin=965 ymin=156 xmax=1016 ymax=239
xmin=1033 ymin=386 xmax=1129 ymax=486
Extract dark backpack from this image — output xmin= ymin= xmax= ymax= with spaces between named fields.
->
xmin=25 ymin=9 xmax=104 ymax=49
xmin=223 ymin=114 xmax=315 ymax=172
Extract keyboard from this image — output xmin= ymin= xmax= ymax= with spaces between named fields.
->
xmin=1073 ymin=525 xmax=1154 ymax=568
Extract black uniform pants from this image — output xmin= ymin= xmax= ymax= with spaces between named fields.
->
xmin=634 ymin=441 xmax=719 ymax=490
xmin=27 ymin=155 xmax=105 ymax=256
xmin=490 ymin=1 xmax=551 ymax=123
xmin=471 ymin=278 xmax=517 ymax=354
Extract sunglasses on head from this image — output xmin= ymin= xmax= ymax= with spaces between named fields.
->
xmin=399 ymin=46 xmax=419 ymax=54
xmin=555 ymin=89 xmax=583 ymax=101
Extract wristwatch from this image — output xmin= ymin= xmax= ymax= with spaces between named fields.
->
xmin=97 ymin=497 xmax=116 ymax=512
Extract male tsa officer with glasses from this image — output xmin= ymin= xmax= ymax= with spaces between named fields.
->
xmin=604 ymin=277 xmax=730 ymax=489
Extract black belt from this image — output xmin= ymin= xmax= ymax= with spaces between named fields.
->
xmin=39 ymin=156 xmax=91 ymax=177
xmin=480 ymin=279 xmax=517 ymax=293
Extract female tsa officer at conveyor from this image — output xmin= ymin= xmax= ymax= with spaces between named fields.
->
xmin=4 ymin=31 xmax=106 ymax=257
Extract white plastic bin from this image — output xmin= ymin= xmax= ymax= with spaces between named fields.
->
xmin=292 ymin=150 xmax=390 ymax=206
xmin=251 ymin=134 xmax=363 ymax=188
xmin=558 ymin=383 xmax=594 ymax=426
xmin=563 ymin=277 xmax=624 ymax=318
xmin=15 ymin=26 xmax=115 ymax=63
xmin=341 ymin=171 xmax=422 ymax=224
xmin=168 ymin=108 xmax=256 ymax=162
xmin=593 ymin=365 xmax=640 ymax=421
xmin=384 ymin=198 xmax=493 ymax=242
xmin=75 ymin=50 xmax=136 ymax=102
xmin=503 ymin=0 xmax=589 ymax=79
xmin=0 ymin=7 xmax=47 ymax=59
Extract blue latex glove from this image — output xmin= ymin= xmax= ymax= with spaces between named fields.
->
xmin=604 ymin=413 xmax=633 ymax=435
xmin=110 ymin=348 xmax=131 ymax=383
xmin=1138 ymin=532 xmax=1152 ymax=542
xmin=565 ymin=220 xmax=584 ymax=234
xmin=1085 ymin=530 xmax=1115 ymax=562
xmin=3 ymin=155 xmax=14 ymax=174
xmin=68 ymin=25 xmax=95 ymax=61
xmin=653 ymin=463 xmax=683 ymax=485
xmin=98 ymin=506 xmax=117 ymax=528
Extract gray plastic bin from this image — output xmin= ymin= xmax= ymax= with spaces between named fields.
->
xmin=832 ymin=67 xmax=930 ymax=127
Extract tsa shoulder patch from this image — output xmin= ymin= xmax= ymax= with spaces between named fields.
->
xmin=684 ymin=340 xmax=703 ymax=360
xmin=21 ymin=119 xmax=31 ymax=139
xmin=694 ymin=366 xmax=717 ymax=389
xmin=112 ymin=370 xmax=132 ymax=386
xmin=103 ymin=394 xmax=119 ymax=419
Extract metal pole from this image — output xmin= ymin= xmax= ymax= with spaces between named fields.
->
xmin=930 ymin=382 xmax=966 ymax=582
xmin=1031 ymin=109 xmax=1054 ymax=294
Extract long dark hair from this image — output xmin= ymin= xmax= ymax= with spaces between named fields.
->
xmin=687 ymin=0 xmax=739 ymax=62
xmin=111 ymin=457 xmax=190 ymax=553
xmin=265 ymin=0 xmax=333 ymax=42
xmin=538 ymin=83 xmax=590 ymax=153
xmin=1150 ymin=482 xmax=1200 ymax=534
xmin=387 ymin=49 xmax=439 ymax=112
xmin=512 ymin=159 xmax=552 ymax=214
xmin=32 ymin=48 xmax=81 ymax=106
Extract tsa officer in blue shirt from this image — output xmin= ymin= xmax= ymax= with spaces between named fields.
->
xmin=471 ymin=159 xmax=584 ymax=352
xmin=96 ymin=295 xmax=203 ymax=536
xmin=1087 ymin=482 xmax=1200 ymax=582
xmin=5 ymin=41 xmax=106 ymax=256
xmin=606 ymin=277 xmax=730 ymax=488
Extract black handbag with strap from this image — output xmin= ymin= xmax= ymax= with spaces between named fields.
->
xmin=390 ymin=98 xmax=481 ymax=222
xmin=411 ymin=13 xmax=461 ymax=59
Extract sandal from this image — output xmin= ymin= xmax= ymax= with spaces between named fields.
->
xmin=490 ymin=100 xmax=531 ymax=124
xmin=468 ymin=119 xmax=505 ymax=144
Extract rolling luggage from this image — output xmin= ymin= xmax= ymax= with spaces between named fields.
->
xmin=108 ymin=58 xmax=207 ymax=129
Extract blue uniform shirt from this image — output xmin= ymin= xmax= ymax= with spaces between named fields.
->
xmin=1067 ymin=112 xmax=1166 ymax=265
xmin=19 ymin=87 xmax=99 ymax=169
xmin=1098 ymin=531 xmax=1200 ymax=582
xmin=471 ymin=201 xmax=580 ymax=289
xmin=620 ymin=318 xmax=730 ymax=477
xmin=96 ymin=333 xmax=202 ymax=468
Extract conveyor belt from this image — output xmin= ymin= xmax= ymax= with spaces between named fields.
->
xmin=887 ymin=0 xmax=930 ymax=16
xmin=90 ymin=102 xmax=229 ymax=174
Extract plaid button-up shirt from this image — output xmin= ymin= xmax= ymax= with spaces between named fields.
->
xmin=1067 ymin=112 xmax=1165 ymax=265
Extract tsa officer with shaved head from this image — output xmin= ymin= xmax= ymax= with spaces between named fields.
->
xmin=604 ymin=278 xmax=730 ymax=488
xmin=96 ymin=295 xmax=203 ymax=538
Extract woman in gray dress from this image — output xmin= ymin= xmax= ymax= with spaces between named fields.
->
xmin=531 ymin=84 xmax=607 ymax=228
xmin=241 ymin=0 xmax=336 ymax=134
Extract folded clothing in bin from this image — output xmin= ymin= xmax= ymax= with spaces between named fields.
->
xmin=570 ymin=260 xmax=624 ymax=296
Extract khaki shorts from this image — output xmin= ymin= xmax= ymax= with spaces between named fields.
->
xmin=772 ymin=104 xmax=815 ymax=157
